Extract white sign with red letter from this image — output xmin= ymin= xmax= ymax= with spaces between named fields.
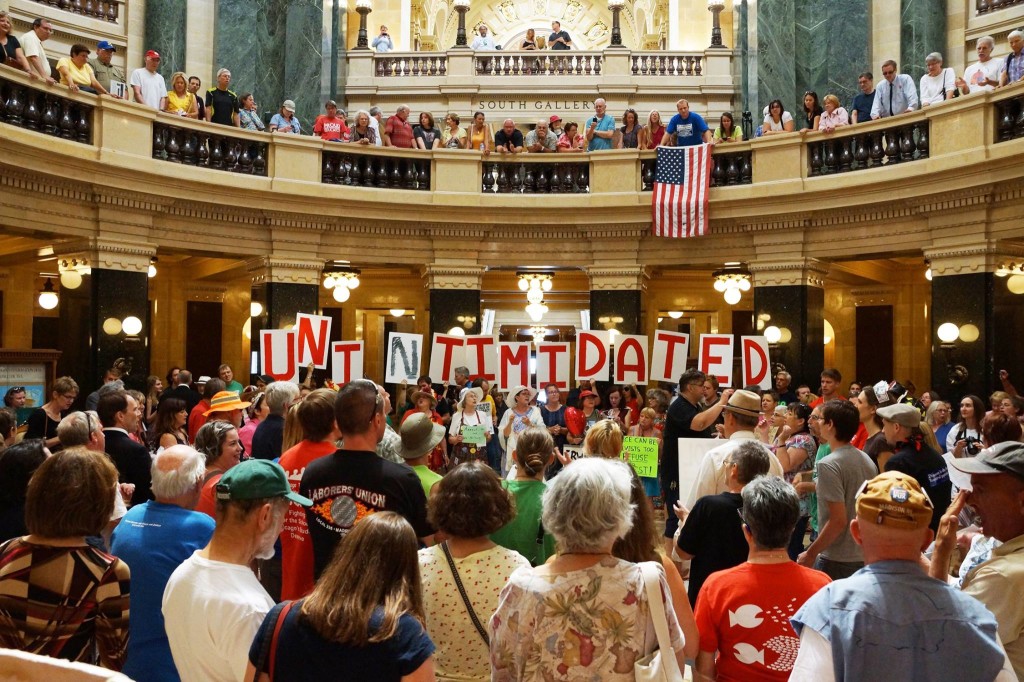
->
xmin=428 ymin=334 xmax=466 ymax=383
xmin=330 ymin=341 xmax=364 ymax=384
xmin=650 ymin=330 xmax=690 ymax=383
xmin=576 ymin=330 xmax=611 ymax=381
xmin=740 ymin=336 xmax=772 ymax=389
xmin=295 ymin=313 xmax=333 ymax=369
xmin=464 ymin=335 xmax=498 ymax=383
xmin=698 ymin=334 xmax=734 ymax=387
xmin=497 ymin=342 xmax=531 ymax=389
xmin=535 ymin=342 xmax=571 ymax=390
xmin=614 ymin=334 xmax=649 ymax=384
xmin=260 ymin=329 xmax=299 ymax=382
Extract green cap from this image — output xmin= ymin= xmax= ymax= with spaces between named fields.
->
xmin=215 ymin=459 xmax=312 ymax=507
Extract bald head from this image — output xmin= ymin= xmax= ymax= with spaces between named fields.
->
xmin=151 ymin=444 xmax=206 ymax=504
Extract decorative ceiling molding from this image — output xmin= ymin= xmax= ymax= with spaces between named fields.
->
xmin=748 ymin=258 xmax=829 ymax=288
xmin=422 ymin=264 xmax=487 ymax=290
xmin=52 ymin=237 xmax=157 ymax=273
xmin=924 ymin=241 xmax=1024 ymax=277
xmin=585 ymin=265 xmax=649 ymax=291
xmin=246 ymin=256 xmax=324 ymax=286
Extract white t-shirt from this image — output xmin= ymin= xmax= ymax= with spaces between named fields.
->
xmin=162 ymin=551 xmax=274 ymax=682
xmin=920 ymin=68 xmax=956 ymax=105
xmin=963 ymin=58 xmax=1005 ymax=94
xmin=19 ymin=30 xmax=47 ymax=70
xmin=368 ymin=116 xmax=382 ymax=146
xmin=763 ymin=110 xmax=793 ymax=131
xmin=130 ymin=68 xmax=168 ymax=110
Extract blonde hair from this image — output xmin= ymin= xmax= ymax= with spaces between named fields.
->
xmin=170 ymin=71 xmax=188 ymax=90
xmin=583 ymin=418 xmax=623 ymax=459
xmin=823 ymin=94 xmax=840 ymax=108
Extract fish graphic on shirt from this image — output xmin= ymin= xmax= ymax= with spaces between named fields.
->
xmin=734 ymin=642 xmax=765 ymax=665
xmin=728 ymin=604 xmax=764 ymax=629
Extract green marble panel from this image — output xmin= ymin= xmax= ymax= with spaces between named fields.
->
xmin=756 ymin=0 xmax=797 ymax=115
xmin=144 ymin=0 xmax=187 ymax=78
xmin=901 ymin=0 xmax=946 ymax=82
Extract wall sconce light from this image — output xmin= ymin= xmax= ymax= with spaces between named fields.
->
xmin=390 ymin=308 xmax=407 ymax=317
xmin=924 ymin=259 xmax=932 ymax=281
xmin=38 ymin=278 xmax=59 ymax=310
xmin=447 ymin=326 xmax=466 ymax=336
xmin=250 ymin=301 xmax=263 ymax=318
xmin=937 ymin=322 xmax=976 ymax=385
xmin=457 ymin=314 xmax=477 ymax=329
xmin=324 ymin=263 xmax=360 ymax=303
xmin=667 ymin=310 xmax=684 ymax=319
xmin=823 ymin=319 xmax=834 ymax=345
xmin=59 ymin=258 xmax=87 ymax=289
xmin=148 ymin=257 xmax=158 ymax=279
xmin=102 ymin=316 xmax=144 ymax=337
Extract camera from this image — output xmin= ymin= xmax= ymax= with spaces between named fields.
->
xmin=964 ymin=436 xmax=982 ymax=456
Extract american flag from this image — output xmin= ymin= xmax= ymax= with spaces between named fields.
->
xmin=651 ymin=144 xmax=712 ymax=238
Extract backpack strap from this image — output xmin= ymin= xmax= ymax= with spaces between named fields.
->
xmin=267 ymin=600 xmax=296 ymax=680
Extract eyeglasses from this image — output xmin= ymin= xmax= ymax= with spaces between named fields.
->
xmin=809 ymin=415 xmax=824 ymax=421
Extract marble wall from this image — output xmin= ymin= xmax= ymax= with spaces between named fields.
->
xmin=901 ymin=0 xmax=947 ymax=82
xmin=756 ymin=0 xmax=869 ymax=117
xmin=214 ymin=0 xmax=326 ymax=128
xmin=144 ymin=0 xmax=188 ymax=79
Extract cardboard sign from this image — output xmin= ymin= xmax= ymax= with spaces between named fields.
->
xmin=535 ymin=342 xmax=570 ymax=390
xmin=464 ymin=335 xmax=497 ymax=382
xmin=385 ymin=332 xmax=423 ymax=383
xmin=429 ymin=333 xmax=466 ymax=383
xmin=562 ymin=445 xmax=584 ymax=461
xmin=698 ymin=334 xmax=734 ymax=387
xmin=296 ymin=313 xmax=333 ymax=369
xmin=622 ymin=435 xmax=660 ymax=478
xmin=614 ymin=334 xmax=649 ymax=384
xmin=461 ymin=424 xmax=487 ymax=446
xmin=651 ymin=330 xmax=690 ymax=383
xmin=330 ymin=341 xmax=364 ymax=384
xmin=740 ymin=336 xmax=772 ymax=389
xmin=498 ymin=342 xmax=531 ymax=389
xmin=260 ymin=330 xmax=299 ymax=382
xmin=576 ymin=330 xmax=611 ymax=381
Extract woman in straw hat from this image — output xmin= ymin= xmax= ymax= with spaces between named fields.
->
xmin=497 ymin=385 xmax=544 ymax=476
xmin=448 ymin=386 xmax=493 ymax=468
xmin=401 ymin=388 xmax=447 ymax=473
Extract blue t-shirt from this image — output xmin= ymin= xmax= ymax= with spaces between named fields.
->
xmin=270 ymin=113 xmax=302 ymax=134
xmin=585 ymin=113 xmax=616 ymax=151
xmin=110 ymin=501 xmax=215 ymax=682
xmin=248 ymin=602 xmax=434 ymax=681
xmin=666 ymin=112 xmax=709 ymax=147
xmin=851 ymin=90 xmax=876 ymax=123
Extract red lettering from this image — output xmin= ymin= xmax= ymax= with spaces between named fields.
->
xmin=699 ymin=336 xmax=732 ymax=386
xmin=331 ymin=342 xmax=362 ymax=384
xmin=657 ymin=331 xmax=688 ymax=380
xmin=434 ymin=336 xmax=464 ymax=382
xmin=296 ymin=315 xmax=330 ymax=368
xmin=614 ymin=337 xmax=647 ymax=383
xmin=465 ymin=337 xmax=496 ymax=381
xmin=537 ymin=344 xmax=568 ymax=389
xmin=742 ymin=338 xmax=769 ymax=387
xmin=262 ymin=330 xmax=297 ymax=381
xmin=499 ymin=343 xmax=530 ymax=387
xmin=578 ymin=332 xmax=608 ymax=378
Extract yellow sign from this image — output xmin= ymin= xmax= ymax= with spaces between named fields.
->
xmin=622 ymin=436 xmax=659 ymax=478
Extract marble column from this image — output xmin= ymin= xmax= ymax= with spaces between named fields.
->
xmin=53 ymin=241 xmax=156 ymax=397
xmin=247 ymin=257 xmax=322 ymax=382
xmin=901 ymin=0 xmax=946 ymax=81
xmin=214 ymin=0 xmax=325 ymax=128
xmin=585 ymin=267 xmax=648 ymax=337
xmin=144 ymin=0 xmax=188 ymax=78
xmin=423 ymin=265 xmax=484 ymax=337
xmin=926 ymin=245 xmax=1024 ymax=406
xmin=751 ymin=259 xmax=828 ymax=390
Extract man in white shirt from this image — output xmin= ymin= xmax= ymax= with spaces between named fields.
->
xmin=368 ymin=106 xmax=383 ymax=147
xmin=162 ymin=459 xmax=312 ymax=682
xmin=470 ymin=24 xmax=496 ymax=51
xmin=958 ymin=36 xmax=1004 ymax=95
xmin=20 ymin=18 xmax=55 ymax=84
xmin=870 ymin=59 xmax=919 ymax=119
xmin=919 ymin=51 xmax=956 ymax=106
xmin=130 ymin=49 xmax=167 ymax=110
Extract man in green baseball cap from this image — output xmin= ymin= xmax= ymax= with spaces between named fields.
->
xmin=162 ymin=459 xmax=311 ymax=682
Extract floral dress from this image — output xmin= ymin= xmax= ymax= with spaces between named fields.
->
xmin=784 ymin=431 xmax=817 ymax=517
xmin=490 ymin=556 xmax=685 ymax=681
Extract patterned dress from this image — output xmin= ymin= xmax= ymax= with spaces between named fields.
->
xmin=490 ymin=556 xmax=685 ymax=681
xmin=0 ymin=538 xmax=130 ymax=669
xmin=784 ymin=432 xmax=817 ymax=517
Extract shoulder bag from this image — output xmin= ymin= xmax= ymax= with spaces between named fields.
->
xmin=253 ymin=600 xmax=296 ymax=681
xmin=440 ymin=541 xmax=489 ymax=645
xmin=634 ymin=561 xmax=684 ymax=682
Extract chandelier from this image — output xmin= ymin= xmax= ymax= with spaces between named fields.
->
xmin=712 ymin=262 xmax=751 ymax=305
xmin=323 ymin=262 xmax=360 ymax=303
xmin=518 ymin=272 xmax=553 ymax=321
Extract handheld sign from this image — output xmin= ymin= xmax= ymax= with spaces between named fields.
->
xmin=614 ymin=334 xmax=649 ymax=384
xmin=330 ymin=341 xmax=364 ymax=384
xmin=464 ymin=335 xmax=497 ymax=382
xmin=740 ymin=336 xmax=772 ymax=389
xmin=562 ymin=445 xmax=584 ymax=461
xmin=429 ymin=333 xmax=466 ymax=383
xmin=461 ymin=424 xmax=487 ymax=446
xmin=385 ymin=333 xmax=423 ymax=383
xmin=651 ymin=330 xmax=690 ymax=383
xmin=535 ymin=342 xmax=570 ymax=390
xmin=698 ymin=334 xmax=734 ymax=387
xmin=576 ymin=330 xmax=611 ymax=381
xmin=296 ymin=313 xmax=333 ymax=369
xmin=622 ymin=436 xmax=660 ymax=478
xmin=260 ymin=330 xmax=299 ymax=382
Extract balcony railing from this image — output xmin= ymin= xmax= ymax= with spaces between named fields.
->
xmin=152 ymin=121 xmax=268 ymax=176
xmin=322 ymin=149 xmax=431 ymax=190
xmin=630 ymin=53 xmax=704 ymax=77
xmin=482 ymin=159 xmax=590 ymax=193
xmin=996 ymin=94 xmax=1024 ymax=142
xmin=474 ymin=52 xmax=603 ymax=76
xmin=640 ymin=148 xmax=752 ymax=191
xmin=976 ymin=0 xmax=1022 ymax=13
xmin=27 ymin=0 xmax=121 ymax=23
xmin=807 ymin=121 xmax=929 ymax=176
xmin=375 ymin=53 xmax=448 ymax=77
xmin=0 ymin=71 xmax=93 ymax=143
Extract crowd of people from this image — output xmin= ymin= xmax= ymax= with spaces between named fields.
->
xmin=0 ymin=355 xmax=1023 ymax=681
xmin=6 ymin=13 xmax=1022 ymax=159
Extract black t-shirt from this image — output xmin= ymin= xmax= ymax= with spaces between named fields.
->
xmin=24 ymin=408 xmax=63 ymax=441
xmin=300 ymin=449 xmax=432 ymax=578
xmin=205 ymin=87 xmax=239 ymax=126
xmin=852 ymin=91 xmax=875 ymax=123
xmin=677 ymin=491 xmax=747 ymax=607
xmin=249 ymin=600 xmax=434 ymax=682
xmin=549 ymin=30 xmax=572 ymax=50
xmin=2 ymin=34 xmax=22 ymax=63
xmin=495 ymin=129 xmax=524 ymax=151
xmin=884 ymin=442 xmax=951 ymax=531
xmin=863 ymin=431 xmax=889 ymax=468
xmin=661 ymin=396 xmax=713 ymax=491
xmin=777 ymin=390 xmax=799 ymax=406
xmin=251 ymin=414 xmax=285 ymax=460
xmin=413 ymin=125 xmax=439 ymax=149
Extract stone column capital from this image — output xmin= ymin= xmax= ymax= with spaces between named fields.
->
xmin=924 ymin=241 xmax=1024 ymax=277
xmin=246 ymin=257 xmax=324 ymax=286
xmin=749 ymin=259 xmax=829 ymax=288
xmin=422 ymin=264 xmax=486 ymax=290
xmin=585 ymin=266 xmax=649 ymax=291
xmin=52 ymin=238 xmax=157 ymax=274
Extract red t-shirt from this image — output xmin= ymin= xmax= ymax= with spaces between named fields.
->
xmin=195 ymin=471 xmax=222 ymax=519
xmin=314 ymin=115 xmax=350 ymax=142
xmin=384 ymin=115 xmax=415 ymax=148
xmin=279 ymin=439 xmax=338 ymax=600
xmin=695 ymin=561 xmax=830 ymax=681
xmin=809 ymin=394 xmax=845 ymax=409
xmin=188 ymin=400 xmax=210 ymax=442
xmin=850 ymin=422 xmax=868 ymax=450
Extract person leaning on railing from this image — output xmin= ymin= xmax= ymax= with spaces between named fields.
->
xmin=617 ymin=108 xmax=640 ymax=149
xmin=760 ymin=98 xmax=795 ymax=136
xmin=238 ymin=93 xmax=265 ymax=131
xmin=350 ymin=110 xmax=377 ymax=145
xmin=56 ymin=43 xmax=111 ymax=96
xmin=468 ymin=110 xmax=494 ymax=155
xmin=713 ymin=111 xmax=743 ymax=144
xmin=0 ymin=11 xmax=35 ymax=76
xmin=165 ymin=71 xmax=198 ymax=118
xmin=556 ymin=121 xmax=585 ymax=152
xmin=524 ymin=118 xmax=557 ymax=153
xmin=818 ymin=94 xmax=850 ymax=133
xmin=637 ymin=109 xmax=666 ymax=149
xmin=442 ymin=112 xmax=466 ymax=148
xmin=413 ymin=111 xmax=441 ymax=150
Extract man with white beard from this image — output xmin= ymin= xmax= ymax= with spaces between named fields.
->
xmin=162 ymin=459 xmax=311 ymax=682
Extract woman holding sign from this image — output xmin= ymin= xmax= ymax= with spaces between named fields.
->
xmin=498 ymin=386 xmax=544 ymax=475
xmin=448 ymin=387 xmax=492 ymax=468
xmin=628 ymin=407 xmax=663 ymax=506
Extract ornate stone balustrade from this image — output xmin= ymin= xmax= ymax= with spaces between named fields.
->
xmin=0 ymin=70 xmax=93 ymax=143
xmin=481 ymin=158 xmax=590 ymax=193
xmin=995 ymin=94 xmax=1024 ymax=141
xmin=473 ymin=52 xmax=603 ymax=76
xmin=640 ymin=147 xmax=752 ymax=191
xmin=25 ymin=0 xmax=122 ymax=22
xmin=375 ymin=53 xmax=448 ymax=77
xmin=152 ymin=121 xmax=269 ymax=176
xmin=322 ymin=148 xmax=431 ymax=190
xmin=807 ymin=121 xmax=929 ymax=176
xmin=630 ymin=52 xmax=704 ymax=77
xmin=976 ymin=0 xmax=1022 ymax=13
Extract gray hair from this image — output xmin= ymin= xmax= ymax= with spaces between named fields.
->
xmin=925 ymin=51 xmax=943 ymax=64
xmin=536 ymin=119 xmax=548 ymax=128
xmin=356 ymin=108 xmax=370 ymax=122
xmin=776 ymin=370 xmax=792 ymax=381
xmin=595 ymin=97 xmax=607 ymax=106
xmin=56 ymin=410 xmax=101 ymax=448
xmin=454 ymin=366 xmax=470 ymax=377
xmin=217 ymin=68 xmax=231 ymax=77
xmin=1010 ymin=30 xmax=1024 ymax=42
xmin=369 ymin=106 xmax=383 ymax=117
xmin=194 ymin=420 xmax=237 ymax=465
xmin=977 ymin=35 xmax=995 ymax=50
xmin=741 ymin=476 xmax=800 ymax=551
xmin=397 ymin=104 xmax=410 ymax=114
xmin=541 ymin=457 xmax=635 ymax=552
xmin=178 ymin=369 xmax=193 ymax=385
xmin=151 ymin=446 xmax=206 ymax=499
xmin=265 ymin=381 xmax=300 ymax=416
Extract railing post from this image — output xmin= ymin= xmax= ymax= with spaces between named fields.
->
xmin=445 ymin=49 xmax=476 ymax=83
xmin=702 ymin=49 xmax=735 ymax=118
